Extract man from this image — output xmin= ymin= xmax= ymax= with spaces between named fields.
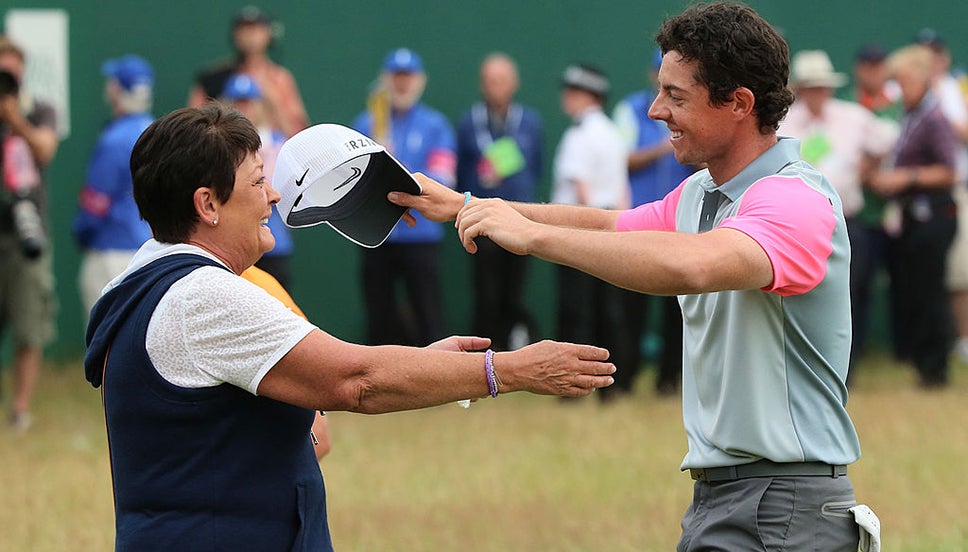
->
xmin=551 ymin=63 xmax=631 ymax=401
xmin=612 ymin=48 xmax=692 ymax=396
xmin=392 ymin=3 xmax=867 ymax=549
xmin=0 ymin=36 xmax=60 ymax=432
xmin=778 ymin=49 xmax=897 ymax=372
xmin=187 ymin=5 xmax=308 ymax=138
xmin=352 ymin=48 xmax=456 ymax=346
xmin=456 ymin=53 xmax=543 ymax=351
xmin=851 ymin=44 xmax=903 ymax=117
xmin=849 ymin=44 xmax=908 ymax=365
xmin=73 ymin=55 xmax=155 ymax=317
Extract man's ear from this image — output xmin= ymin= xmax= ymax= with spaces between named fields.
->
xmin=731 ymin=87 xmax=756 ymax=119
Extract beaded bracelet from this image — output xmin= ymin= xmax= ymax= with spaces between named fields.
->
xmin=485 ymin=349 xmax=499 ymax=398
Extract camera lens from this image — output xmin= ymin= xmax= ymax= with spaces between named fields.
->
xmin=11 ymin=198 xmax=46 ymax=259
xmin=0 ymin=69 xmax=18 ymax=97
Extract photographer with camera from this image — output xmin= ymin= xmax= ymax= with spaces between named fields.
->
xmin=0 ymin=35 xmax=60 ymax=432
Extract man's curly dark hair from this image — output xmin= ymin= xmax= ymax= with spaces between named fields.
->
xmin=655 ymin=1 xmax=794 ymax=134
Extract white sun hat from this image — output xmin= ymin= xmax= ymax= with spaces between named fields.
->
xmin=790 ymin=50 xmax=847 ymax=89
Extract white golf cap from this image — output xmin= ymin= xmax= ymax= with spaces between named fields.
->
xmin=274 ymin=124 xmax=421 ymax=248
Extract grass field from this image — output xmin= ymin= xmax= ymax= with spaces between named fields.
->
xmin=1 ymin=352 xmax=966 ymax=551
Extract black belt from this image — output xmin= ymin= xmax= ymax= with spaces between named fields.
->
xmin=689 ymin=460 xmax=847 ymax=482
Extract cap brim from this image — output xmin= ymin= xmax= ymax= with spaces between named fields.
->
xmin=287 ymin=151 xmax=421 ymax=248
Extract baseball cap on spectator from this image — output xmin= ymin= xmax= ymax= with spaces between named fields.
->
xmin=562 ymin=63 xmax=610 ymax=97
xmin=914 ymin=27 xmax=946 ymax=51
xmin=222 ymin=74 xmax=262 ymax=101
xmin=101 ymin=55 xmax=154 ymax=91
xmin=234 ymin=5 xmax=272 ymax=27
xmin=383 ymin=48 xmax=423 ymax=73
xmin=855 ymin=44 xmax=888 ymax=64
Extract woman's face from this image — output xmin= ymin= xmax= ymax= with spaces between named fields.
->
xmin=894 ymin=63 xmax=930 ymax=110
xmin=217 ymin=150 xmax=280 ymax=271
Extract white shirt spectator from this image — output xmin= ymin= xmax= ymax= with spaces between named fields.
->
xmin=552 ymin=106 xmax=630 ymax=209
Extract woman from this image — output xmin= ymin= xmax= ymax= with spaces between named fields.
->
xmin=870 ymin=44 xmax=960 ymax=388
xmin=83 ymin=103 xmax=614 ymax=551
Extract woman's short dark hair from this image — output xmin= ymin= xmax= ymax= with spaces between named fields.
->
xmin=655 ymin=1 xmax=794 ymax=134
xmin=131 ymin=103 xmax=261 ymax=243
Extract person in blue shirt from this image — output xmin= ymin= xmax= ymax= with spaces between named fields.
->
xmin=73 ymin=55 xmax=155 ymax=316
xmin=456 ymin=53 xmax=543 ymax=351
xmin=352 ymin=48 xmax=456 ymax=346
xmin=219 ymin=72 xmax=296 ymax=290
xmin=611 ymin=49 xmax=695 ymax=397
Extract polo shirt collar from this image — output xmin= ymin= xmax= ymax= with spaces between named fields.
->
xmin=699 ymin=137 xmax=801 ymax=202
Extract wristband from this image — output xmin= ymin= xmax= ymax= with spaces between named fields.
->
xmin=464 ymin=191 xmax=472 ymax=205
xmin=485 ymin=349 xmax=499 ymax=398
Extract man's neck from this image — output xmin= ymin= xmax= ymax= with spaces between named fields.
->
xmin=708 ymin=132 xmax=778 ymax=185
xmin=392 ymin=103 xmax=416 ymax=116
xmin=570 ymin=103 xmax=600 ymax=121
xmin=239 ymin=54 xmax=270 ymax=70
xmin=487 ymin=101 xmax=511 ymax=118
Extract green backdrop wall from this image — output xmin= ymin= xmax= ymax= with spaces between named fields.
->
xmin=2 ymin=0 xmax=966 ymax=361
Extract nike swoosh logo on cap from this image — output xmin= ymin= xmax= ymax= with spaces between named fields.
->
xmin=334 ymin=166 xmax=362 ymax=191
xmin=295 ymin=168 xmax=310 ymax=187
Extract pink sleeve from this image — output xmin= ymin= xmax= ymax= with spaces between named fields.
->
xmin=719 ymin=176 xmax=836 ymax=296
xmin=615 ymin=182 xmax=684 ymax=232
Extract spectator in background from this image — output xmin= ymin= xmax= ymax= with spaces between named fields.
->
xmin=851 ymin=44 xmax=903 ymax=117
xmin=552 ymin=63 xmax=631 ymax=401
xmin=849 ymin=44 xmax=908 ymax=365
xmin=73 ymin=55 xmax=155 ymax=317
xmin=914 ymin=28 xmax=968 ymax=363
xmin=870 ymin=44 xmax=960 ymax=389
xmin=456 ymin=53 xmax=543 ymax=351
xmin=0 ymin=36 xmax=60 ymax=432
xmin=612 ymin=48 xmax=691 ymax=396
xmin=352 ymin=48 xmax=456 ymax=346
xmin=778 ymin=49 xmax=898 ymax=373
xmin=188 ymin=5 xmax=308 ymax=138
xmin=220 ymin=74 xmax=295 ymax=289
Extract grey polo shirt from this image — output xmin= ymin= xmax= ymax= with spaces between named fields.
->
xmin=617 ymin=137 xmax=862 ymax=469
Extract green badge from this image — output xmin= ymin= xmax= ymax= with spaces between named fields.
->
xmin=484 ymin=137 xmax=526 ymax=178
xmin=800 ymin=132 xmax=832 ymax=166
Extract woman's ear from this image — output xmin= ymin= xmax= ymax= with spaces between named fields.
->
xmin=193 ymin=187 xmax=219 ymax=227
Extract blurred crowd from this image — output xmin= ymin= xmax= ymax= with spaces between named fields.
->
xmin=2 ymin=4 xmax=967 ymax=432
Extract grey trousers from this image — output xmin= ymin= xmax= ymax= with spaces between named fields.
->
xmin=678 ymin=475 xmax=860 ymax=551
